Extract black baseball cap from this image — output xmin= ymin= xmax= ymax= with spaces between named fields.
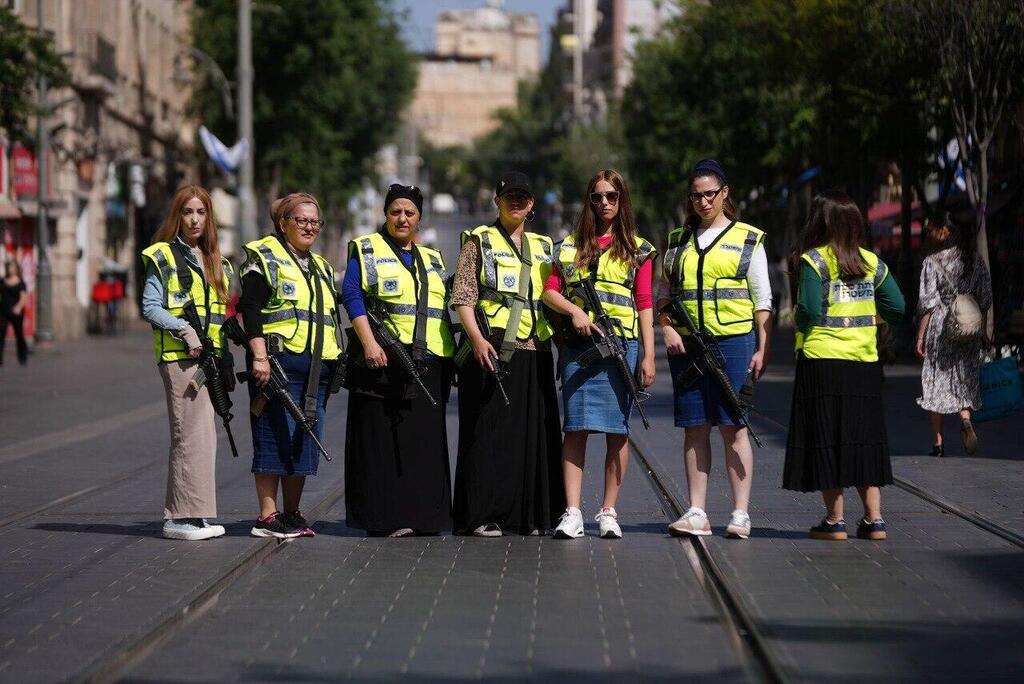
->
xmin=495 ymin=171 xmax=533 ymax=198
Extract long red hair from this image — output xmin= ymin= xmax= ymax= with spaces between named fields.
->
xmin=152 ymin=185 xmax=228 ymax=301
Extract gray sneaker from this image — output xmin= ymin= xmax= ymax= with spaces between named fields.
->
xmin=668 ymin=507 xmax=712 ymax=537
xmin=162 ymin=518 xmax=225 ymax=541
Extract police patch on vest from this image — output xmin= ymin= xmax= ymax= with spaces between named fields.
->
xmin=830 ymin=280 xmax=874 ymax=303
xmin=172 ymin=291 xmax=190 ymax=304
xmin=280 ymin=280 xmax=298 ymax=297
xmin=382 ymin=278 xmax=401 ymax=293
xmin=376 ymin=256 xmax=399 ymax=265
xmin=502 ymin=274 xmax=517 ymax=289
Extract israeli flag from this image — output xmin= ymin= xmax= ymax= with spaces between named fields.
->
xmin=199 ymin=126 xmax=249 ymax=175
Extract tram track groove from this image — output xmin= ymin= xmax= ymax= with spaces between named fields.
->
xmin=749 ymin=412 xmax=1024 ymax=550
xmin=73 ymin=478 xmax=348 ymax=684
xmin=629 ymin=431 xmax=789 ymax=684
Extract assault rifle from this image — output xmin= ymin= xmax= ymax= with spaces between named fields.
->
xmin=364 ymin=300 xmax=438 ymax=407
xmin=571 ymin=278 xmax=651 ymax=430
xmin=181 ymin=302 xmax=240 ymax=458
xmin=662 ymin=296 xmax=763 ymax=447
xmin=223 ymin=317 xmax=332 ymax=461
xmin=453 ymin=309 xmax=511 ymax=407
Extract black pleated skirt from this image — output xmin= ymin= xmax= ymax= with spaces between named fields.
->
xmin=344 ymin=357 xmax=453 ymax=534
xmin=453 ymin=347 xmax=565 ymax=534
xmin=782 ymin=355 xmax=894 ymax=492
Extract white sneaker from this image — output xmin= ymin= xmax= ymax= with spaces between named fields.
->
xmin=553 ymin=507 xmax=584 ymax=539
xmin=595 ymin=507 xmax=622 ymax=539
xmin=472 ymin=523 xmax=502 ymax=537
xmin=162 ymin=518 xmax=224 ymax=541
xmin=725 ymin=510 xmax=751 ymax=539
xmin=667 ymin=507 xmax=712 ymax=537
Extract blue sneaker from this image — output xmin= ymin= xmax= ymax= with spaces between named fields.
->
xmin=856 ymin=518 xmax=887 ymax=540
xmin=809 ymin=518 xmax=847 ymax=541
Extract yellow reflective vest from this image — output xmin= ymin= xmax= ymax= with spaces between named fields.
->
xmin=141 ymin=241 xmax=232 ymax=363
xmin=243 ymin=235 xmax=343 ymax=360
xmin=348 ymin=231 xmax=455 ymax=357
xmin=462 ymin=224 xmax=554 ymax=342
xmin=795 ymin=245 xmax=889 ymax=362
xmin=663 ymin=221 xmax=764 ymax=336
xmin=555 ymin=234 xmax=657 ymax=339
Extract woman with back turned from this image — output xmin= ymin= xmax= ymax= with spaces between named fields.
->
xmin=783 ymin=191 xmax=905 ymax=541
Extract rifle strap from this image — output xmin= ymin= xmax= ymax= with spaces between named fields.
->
xmin=303 ymin=254 xmax=326 ymax=422
xmin=411 ymin=246 xmax=430 ymax=362
xmin=498 ymin=234 xmax=532 ymax=363
xmin=169 ymin=241 xmax=209 ymax=342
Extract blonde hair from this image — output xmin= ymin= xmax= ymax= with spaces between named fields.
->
xmin=152 ymin=184 xmax=228 ymax=301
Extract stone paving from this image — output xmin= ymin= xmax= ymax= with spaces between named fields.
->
xmin=0 ymin=318 xmax=1022 ymax=681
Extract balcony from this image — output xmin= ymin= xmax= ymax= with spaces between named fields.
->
xmin=73 ymin=31 xmax=117 ymax=97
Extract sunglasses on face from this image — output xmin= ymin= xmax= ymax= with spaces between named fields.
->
xmin=590 ymin=191 xmax=620 ymax=204
xmin=688 ymin=187 xmax=724 ymax=203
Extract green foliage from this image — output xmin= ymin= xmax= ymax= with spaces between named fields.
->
xmin=0 ymin=7 xmax=69 ymax=147
xmin=190 ymin=0 xmax=416 ymax=211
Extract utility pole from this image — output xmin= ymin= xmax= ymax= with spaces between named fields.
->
xmin=237 ymin=0 xmax=257 ymax=245
xmin=572 ymin=0 xmax=584 ymax=123
xmin=35 ymin=0 xmax=53 ymax=342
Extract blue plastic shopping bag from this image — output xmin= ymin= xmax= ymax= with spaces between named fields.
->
xmin=973 ymin=356 xmax=1023 ymax=423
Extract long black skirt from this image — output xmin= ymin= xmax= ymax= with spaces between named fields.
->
xmin=453 ymin=347 xmax=565 ymax=534
xmin=344 ymin=357 xmax=453 ymax=533
xmin=783 ymin=354 xmax=894 ymax=492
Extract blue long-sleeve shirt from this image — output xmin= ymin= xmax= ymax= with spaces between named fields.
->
xmin=141 ymin=239 xmax=202 ymax=331
xmin=341 ymin=248 xmax=414 ymax=319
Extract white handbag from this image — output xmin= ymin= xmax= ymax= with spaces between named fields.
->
xmin=938 ymin=261 xmax=983 ymax=341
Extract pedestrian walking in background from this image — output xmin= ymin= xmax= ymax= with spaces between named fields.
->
xmin=0 ymin=261 xmax=29 ymax=366
xmin=141 ymin=185 xmax=233 ymax=541
xmin=451 ymin=171 xmax=565 ymax=537
xmin=915 ymin=212 xmax=993 ymax=457
xmin=341 ymin=184 xmax=454 ymax=537
xmin=657 ymin=160 xmax=772 ymax=540
xmin=239 ymin=193 xmax=344 ymax=539
xmin=783 ymin=191 xmax=905 ymax=541
xmin=543 ymin=170 xmax=657 ymax=540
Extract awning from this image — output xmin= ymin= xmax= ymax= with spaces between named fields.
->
xmin=0 ymin=202 xmax=22 ymax=220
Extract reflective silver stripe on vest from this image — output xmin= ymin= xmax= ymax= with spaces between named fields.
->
xmin=427 ymin=254 xmax=447 ymax=281
xmin=806 ymin=249 xmax=831 ymax=318
xmin=263 ymin=309 xmax=336 ymax=327
xmin=257 ymin=245 xmax=291 ymax=289
xmin=596 ymin=291 xmax=634 ymax=309
xmin=151 ymin=249 xmax=175 ymax=284
xmin=736 ymin=231 xmax=759 ymax=278
xmin=359 ymin=238 xmax=377 ymax=288
xmin=873 ymin=260 xmax=888 ymax=287
xmin=679 ymin=288 xmax=749 ymax=301
xmin=209 ymin=313 xmax=227 ymax=325
xmin=818 ymin=315 xmax=875 ymax=328
xmin=480 ymin=233 xmax=497 ymax=287
xmin=381 ymin=301 xmax=446 ymax=320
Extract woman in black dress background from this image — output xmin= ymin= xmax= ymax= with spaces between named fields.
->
xmin=1 ymin=261 xmax=29 ymax=366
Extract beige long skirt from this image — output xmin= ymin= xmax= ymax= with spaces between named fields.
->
xmin=159 ymin=359 xmax=218 ymax=519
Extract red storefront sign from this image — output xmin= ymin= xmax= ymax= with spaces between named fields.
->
xmin=11 ymin=145 xmax=39 ymax=197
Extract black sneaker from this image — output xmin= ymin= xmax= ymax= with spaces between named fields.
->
xmin=281 ymin=510 xmax=316 ymax=538
xmin=856 ymin=518 xmax=887 ymax=540
xmin=251 ymin=512 xmax=301 ymax=539
xmin=929 ymin=444 xmax=944 ymax=457
xmin=809 ymin=518 xmax=848 ymax=541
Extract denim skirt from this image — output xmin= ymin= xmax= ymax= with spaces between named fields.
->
xmin=249 ymin=351 xmax=334 ymax=476
xmin=559 ymin=338 xmax=639 ymax=434
xmin=667 ymin=331 xmax=754 ymax=428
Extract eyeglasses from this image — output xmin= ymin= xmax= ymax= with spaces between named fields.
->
xmin=287 ymin=216 xmax=325 ymax=231
xmin=590 ymin=191 xmax=620 ymax=204
xmin=688 ymin=187 xmax=724 ymax=204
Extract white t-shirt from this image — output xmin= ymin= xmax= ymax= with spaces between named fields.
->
xmin=657 ymin=224 xmax=773 ymax=311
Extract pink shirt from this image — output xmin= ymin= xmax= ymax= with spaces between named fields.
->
xmin=545 ymin=234 xmax=654 ymax=310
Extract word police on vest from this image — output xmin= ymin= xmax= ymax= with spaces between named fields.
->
xmin=830 ymin=280 xmax=874 ymax=303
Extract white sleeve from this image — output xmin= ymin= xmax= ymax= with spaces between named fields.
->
xmin=746 ymin=244 xmax=773 ymax=312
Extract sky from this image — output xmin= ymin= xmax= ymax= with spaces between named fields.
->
xmin=392 ymin=0 xmax=562 ymax=57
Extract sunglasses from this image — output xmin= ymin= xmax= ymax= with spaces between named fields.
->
xmin=688 ymin=187 xmax=724 ymax=203
xmin=590 ymin=191 xmax=620 ymax=204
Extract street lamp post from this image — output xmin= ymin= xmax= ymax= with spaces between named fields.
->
xmin=35 ymin=0 xmax=53 ymax=342
xmin=237 ymin=0 xmax=257 ymax=245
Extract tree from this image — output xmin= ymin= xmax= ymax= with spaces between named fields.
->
xmin=190 ymin=0 xmax=417 ymax=213
xmin=0 ymin=7 xmax=68 ymax=147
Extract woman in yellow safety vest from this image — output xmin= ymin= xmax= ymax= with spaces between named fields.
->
xmin=543 ymin=169 xmax=657 ymax=540
xmin=450 ymin=171 xmax=565 ymax=537
xmin=140 ymin=184 xmax=232 ymax=541
xmin=341 ymin=184 xmax=454 ymax=537
xmin=783 ymin=191 xmax=905 ymax=541
xmin=238 ymin=192 xmax=344 ymax=540
xmin=657 ymin=160 xmax=772 ymax=540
